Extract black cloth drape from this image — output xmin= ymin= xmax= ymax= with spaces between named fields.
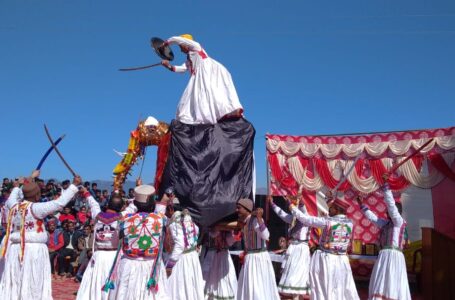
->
xmin=159 ymin=117 xmax=255 ymax=227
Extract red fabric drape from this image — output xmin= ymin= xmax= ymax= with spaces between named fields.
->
xmin=313 ymin=158 xmax=351 ymax=191
xmin=268 ymin=153 xmax=297 ymax=191
xmin=154 ymin=132 xmax=171 ymax=191
xmin=428 ymin=154 xmax=455 ymax=182
xmin=369 ymin=159 xmax=409 ymax=190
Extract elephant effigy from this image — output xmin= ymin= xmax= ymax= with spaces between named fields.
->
xmin=113 ymin=116 xmax=256 ymax=228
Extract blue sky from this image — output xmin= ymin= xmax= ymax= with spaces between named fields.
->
xmin=1 ymin=0 xmax=454 ymax=187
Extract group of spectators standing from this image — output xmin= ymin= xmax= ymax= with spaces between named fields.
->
xmin=0 ymin=177 xmax=132 ymax=281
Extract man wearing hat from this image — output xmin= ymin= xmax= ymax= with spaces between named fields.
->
xmin=76 ymin=189 xmax=137 ymax=300
xmin=109 ymin=185 xmax=169 ymax=300
xmin=288 ymin=192 xmax=359 ymax=300
xmin=0 ymin=170 xmax=82 ymax=300
xmin=161 ymin=34 xmax=243 ymax=125
xmin=236 ymin=198 xmax=280 ymax=300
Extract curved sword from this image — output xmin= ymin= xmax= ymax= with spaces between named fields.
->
xmin=43 ymin=124 xmax=76 ymax=177
xmin=118 ymin=62 xmax=161 ymax=71
xmin=36 ymin=134 xmax=65 ymax=170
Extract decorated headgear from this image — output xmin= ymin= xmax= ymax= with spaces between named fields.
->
xmin=22 ymin=179 xmax=40 ymax=200
xmin=134 ymin=185 xmax=155 ymax=203
xmin=327 ymin=197 xmax=350 ymax=211
xmin=237 ymin=198 xmax=254 ymax=212
xmin=180 ymin=34 xmax=193 ymax=40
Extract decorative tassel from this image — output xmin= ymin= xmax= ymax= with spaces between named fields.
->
xmin=102 ymin=280 xmax=115 ymax=292
xmin=146 ymin=278 xmax=157 ymax=290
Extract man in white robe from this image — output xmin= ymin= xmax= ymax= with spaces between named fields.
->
xmin=0 ymin=170 xmax=81 ymax=300
xmin=161 ymin=34 xmax=243 ymax=125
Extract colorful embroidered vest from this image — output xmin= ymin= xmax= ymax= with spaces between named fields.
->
xmin=94 ymin=212 xmax=122 ymax=251
xmin=319 ymin=215 xmax=353 ymax=255
xmin=181 ymin=216 xmax=198 ymax=251
xmin=1 ymin=201 xmax=45 ymax=262
xmin=242 ymin=216 xmax=266 ymax=252
xmin=121 ymin=212 xmax=165 ymax=259
xmin=379 ymin=219 xmax=407 ymax=250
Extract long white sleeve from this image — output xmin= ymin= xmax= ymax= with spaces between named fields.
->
xmin=383 ymin=186 xmax=404 ymax=227
xmin=168 ymin=222 xmax=184 ymax=262
xmin=290 ymin=205 xmax=327 ymax=228
xmin=86 ymin=195 xmax=101 ymax=219
xmin=271 ymin=202 xmax=293 ymax=224
xmin=5 ymin=187 xmax=23 ymax=209
xmin=31 ymin=184 xmax=79 ymax=219
xmin=166 ymin=36 xmax=202 ymax=51
xmin=173 ymin=62 xmax=188 ymax=73
xmin=253 ymin=218 xmax=270 ymax=241
xmin=360 ymin=205 xmax=388 ymax=228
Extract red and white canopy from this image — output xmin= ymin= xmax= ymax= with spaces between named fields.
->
xmin=266 ymin=126 xmax=455 ymax=242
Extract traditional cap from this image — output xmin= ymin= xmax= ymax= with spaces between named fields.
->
xmin=22 ymin=178 xmax=40 ymax=199
xmin=180 ymin=34 xmax=193 ymax=40
xmin=327 ymin=197 xmax=350 ymax=210
xmin=144 ymin=116 xmax=159 ymax=127
xmin=134 ymin=185 xmax=155 ymax=203
xmin=237 ymin=198 xmax=254 ymax=212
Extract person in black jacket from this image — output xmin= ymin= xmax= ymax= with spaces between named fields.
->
xmin=58 ymin=219 xmax=81 ymax=277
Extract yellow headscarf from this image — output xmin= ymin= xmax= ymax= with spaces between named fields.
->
xmin=180 ymin=34 xmax=193 ymax=40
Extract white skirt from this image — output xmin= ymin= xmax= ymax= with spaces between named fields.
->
xmin=237 ymin=251 xmax=280 ymax=300
xmin=168 ymin=250 xmax=205 ymax=300
xmin=278 ymin=241 xmax=311 ymax=295
xmin=112 ymin=257 xmax=169 ymax=300
xmin=369 ymin=249 xmax=411 ymax=300
xmin=309 ymin=250 xmax=359 ymax=300
xmin=76 ymin=250 xmax=117 ymax=300
xmin=0 ymin=243 xmax=53 ymax=300
xmin=177 ymin=57 xmax=243 ymax=125
xmin=205 ymin=249 xmax=237 ymax=300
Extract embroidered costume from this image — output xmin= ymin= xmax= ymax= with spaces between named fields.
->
xmin=0 ymin=184 xmax=79 ymax=300
xmin=166 ymin=211 xmax=205 ymax=300
xmin=271 ymin=202 xmax=311 ymax=296
xmin=237 ymin=215 xmax=280 ymax=300
xmin=360 ymin=183 xmax=411 ymax=300
xmin=290 ymin=204 xmax=360 ymax=300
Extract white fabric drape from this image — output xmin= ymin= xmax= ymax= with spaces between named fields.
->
xmin=267 ymin=136 xmax=454 ymax=158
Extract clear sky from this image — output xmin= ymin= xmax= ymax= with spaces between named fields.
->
xmin=1 ymin=0 xmax=454 ymax=188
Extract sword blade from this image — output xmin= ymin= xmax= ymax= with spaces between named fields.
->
xmin=44 ymin=124 xmax=77 ymax=177
xmin=36 ymin=134 xmax=65 ymax=170
xmin=118 ymin=63 xmax=161 ymax=71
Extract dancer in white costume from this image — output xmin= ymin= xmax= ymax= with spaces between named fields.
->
xmin=204 ymin=228 xmax=237 ymax=300
xmin=76 ymin=189 xmax=137 ymax=300
xmin=236 ymin=198 xmax=280 ymax=300
xmin=289 ymin=193 xmax=359 ymax=300
xmin=268 ymin=195 xmax=311 ymax=299
xmin=161 ymin=34 xmax=243 ymax=125
xmin=166 ymin=209 xmax=205 ymax=300
xmin=109 ymin=185 xmax=169 ymax=300
xmin=0 ymin=171 xmax=81 ymax=300
xmin=357 ymin=174 xmax=411 ymax=300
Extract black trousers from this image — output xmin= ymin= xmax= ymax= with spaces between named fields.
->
xmin=57 ymin=248 xmax=77 ymax=274
xmin=49 ymin=251 xmax=59 ymax=274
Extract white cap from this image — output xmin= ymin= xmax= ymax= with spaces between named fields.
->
xmin=144 ymin=116 xmax=159 ymax=127
xmin=134 ymin=185 xmax=155 ymax=203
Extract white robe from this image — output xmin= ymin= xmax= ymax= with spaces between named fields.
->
xmin=0 ymin=185 xmax=79 ymax=300
xmin=236 ymin=216 xmax=280 ymax=300
xmin=166 ymin=36 xmax=243 ymax=125
xmin=166 ymin=213 xmax=204 ymax=300
xmin=76 ymin=196 xmax=136 ymax=300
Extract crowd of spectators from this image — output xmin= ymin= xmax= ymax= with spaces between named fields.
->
xmin=0 ymin=177 xmax=129 ymax=282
